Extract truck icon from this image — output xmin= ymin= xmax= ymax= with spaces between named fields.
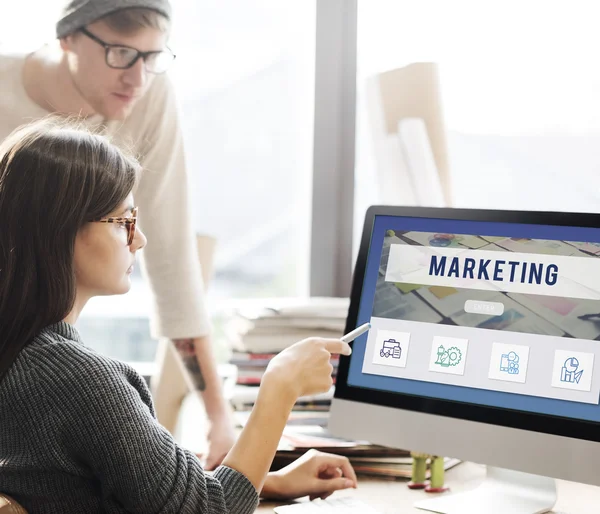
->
xmin=380 ymin=339 xmax=402 ymax=359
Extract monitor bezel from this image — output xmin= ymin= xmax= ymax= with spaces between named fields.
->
xmin=335 ymin=205 xmax=600 ymax=443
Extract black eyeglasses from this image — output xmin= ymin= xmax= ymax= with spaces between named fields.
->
xmin=80 ymin=28 xmax=176 ymax=74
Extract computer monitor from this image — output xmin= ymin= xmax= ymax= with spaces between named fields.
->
xmin=329 ymin=206 xmax=600 ymax=514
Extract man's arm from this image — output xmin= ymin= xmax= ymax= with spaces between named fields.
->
xmin=172 ymin=338 xmax=207 ymax=391
xmin=126 ymin=74 xmax=235 ymax=467
xmin=173 ymin=335 xmax=236 ymax=470
xmin=173 ymin=335 xmax=230 ymax=419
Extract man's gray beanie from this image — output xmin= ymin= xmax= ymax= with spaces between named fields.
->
xmin=56 ymin=0 xmax=172 ymax=38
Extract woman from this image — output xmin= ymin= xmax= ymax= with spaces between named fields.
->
xmin=0 ymin=118 xmax=356 ymax=514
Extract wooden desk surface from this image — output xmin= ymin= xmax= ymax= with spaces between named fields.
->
xmin=257 ymin=462 xmax=600 ymax=513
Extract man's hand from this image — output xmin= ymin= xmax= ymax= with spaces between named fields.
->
xmin=261 ymin=450 xmax=358 ymax=501
xmin=203 ymin=413 xmax=236 ymax=470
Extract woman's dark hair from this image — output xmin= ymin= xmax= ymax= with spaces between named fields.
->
xmin=0 ymin=117 xmax=140 ymax=380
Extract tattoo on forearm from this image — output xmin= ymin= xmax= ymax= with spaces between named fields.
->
xmin=173 ymin=338 xmax=206 ymax=391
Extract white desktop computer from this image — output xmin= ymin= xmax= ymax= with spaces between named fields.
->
xmin=329 ymin=206 xmax=600 ymax=514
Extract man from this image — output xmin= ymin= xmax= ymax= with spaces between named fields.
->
xmin=0 ymin=0 xmax=235 ymax=469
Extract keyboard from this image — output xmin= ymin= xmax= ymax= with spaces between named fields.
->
xmin=273 ymin=496 xmax=383 ymax=513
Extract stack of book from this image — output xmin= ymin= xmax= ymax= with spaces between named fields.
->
xmin=225 ymin=297 xmax=348 ymax=389
xmin=231 ymin=353 xmax=340 ymax=387
xmin=226 ymin=297 xmax=349 ymax=353
xmin=230 ymin=385 xmax=335 ymax=413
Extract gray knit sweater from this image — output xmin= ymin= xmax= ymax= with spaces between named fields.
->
xmin=0 ymin=322 xmax=259 ymax=513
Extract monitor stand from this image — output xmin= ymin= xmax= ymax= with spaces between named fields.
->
xmin=413 ymin=466 xmax=557 ymax=514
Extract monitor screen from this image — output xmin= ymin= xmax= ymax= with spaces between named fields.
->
xmin=338 ymin=208 xmax=600 ymax=441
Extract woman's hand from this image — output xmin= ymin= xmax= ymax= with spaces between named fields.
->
xmin=261 ymin=450 xmax=358 ymax=501
xmin=262 ymin=338 xmax=351 ymax=402
xmin=221 ymin=338 xmax=351 ymax=493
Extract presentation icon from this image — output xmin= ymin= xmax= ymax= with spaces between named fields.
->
xmin=552 ymin=350 xmax=594 ymax=392
xmin=560 ymin=357 xmax=583 ymax=385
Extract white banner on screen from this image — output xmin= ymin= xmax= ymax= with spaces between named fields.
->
xmin=385 ymin=244 xmax=600 ymax=300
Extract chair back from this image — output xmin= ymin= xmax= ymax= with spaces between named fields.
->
xmin=0 ymin=494 xmax=28 ymax=514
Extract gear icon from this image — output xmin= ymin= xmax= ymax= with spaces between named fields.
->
xmin=446 ymin=347 xmax=462 ymax=366
xmin=434 ymin=345 xmax=464 ymax=368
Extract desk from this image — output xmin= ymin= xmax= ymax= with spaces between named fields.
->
xmin=257 ymin=462 xmax=600 ymax=513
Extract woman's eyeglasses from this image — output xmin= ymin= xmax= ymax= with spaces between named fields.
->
xmin=94 ymin=207 xmax=138 ymax=246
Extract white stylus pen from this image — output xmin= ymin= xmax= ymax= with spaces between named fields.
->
xmin=340 ymin=322 xmax=371 ymax=343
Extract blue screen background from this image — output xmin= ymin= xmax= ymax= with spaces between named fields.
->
xmin=348 ymin=215 xmax=600 ymax=423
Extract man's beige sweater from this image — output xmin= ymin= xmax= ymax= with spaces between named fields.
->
xmin=0 ymin=50 xmax=210 ymax=340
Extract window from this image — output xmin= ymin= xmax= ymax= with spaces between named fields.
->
xmin=169 ymin=0 xmax=315 ymax=302
xmin=355 ymin=0 xmax=600 ymax=239
xmin=2 ymin=1 xmax=316 ymax=362
xmin=0 ymin=5 xmax=59 ymax=49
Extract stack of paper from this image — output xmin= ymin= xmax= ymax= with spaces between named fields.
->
xmin=225 ymin=296 xmax=349 ymax=354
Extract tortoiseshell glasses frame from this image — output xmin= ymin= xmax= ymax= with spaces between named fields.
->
xmin=94 ymin=207 xmax=138 ymax=246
